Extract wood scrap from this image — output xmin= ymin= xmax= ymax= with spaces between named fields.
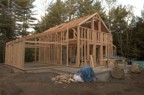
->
xmin=51 ymin=74 xmax=73 ymax=84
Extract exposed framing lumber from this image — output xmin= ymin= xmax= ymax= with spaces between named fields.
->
xmin=5 ymin=12 xmax=116 ymax=70
xmin=77 ymin=26 xmax=80 ymax=66
xmin=25 ymin=41 xmax=66 ymax=45
xmin=66 ymin=28 xmax=69 ymax=66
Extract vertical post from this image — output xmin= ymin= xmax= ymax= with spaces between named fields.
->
xmin=81 ymin=28 xmax=83 ymax=66
xmin=69 ymin=46 xmax=71 ymax=64
xmin=66 ymin=29 xmax=69 ymax=66
xmin=21 ymin=40 xmax=25 ymax=69
xmin=91 ymin=17 xmax=95 ymax=30
xmin=4 ymin=43 xmax=8 ymax=65
xmin=60 ymin=45 xmax=61 ymax=65
xmin=92 ymin=17 xmax=96 ymax=67
xmin=77 ymin=26 xmax=80 ymax=66
xmin=106 ymin=45 xmax=108 ymax=57
xmin=93 ymin=37 xmax=96 ymax=67
xmin=83 ymin=29 xmax=86 ymax=66
xmin=38 ymin=38 xmax=41 ymax=63
xmin=60 ymin=32 xmax=62 ymax=65
xmin=34 ymin=38 xmax=37 ymax=62
xmin=98 ymin=19 xmax=103 ymax=65
xmin=105 ymin=34 xmax=108 ymax=57
xmin=99 ymin=46 xmax=103 ymax=65
xmin=87 ymin=29 xmax=90 ymax=61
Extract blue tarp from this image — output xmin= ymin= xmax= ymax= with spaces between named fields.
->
xmin=77 ymin=66 xmax=95 ymax=82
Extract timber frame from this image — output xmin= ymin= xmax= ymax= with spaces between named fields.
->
xmin=5 ymin=13 xmax=116 ymax=70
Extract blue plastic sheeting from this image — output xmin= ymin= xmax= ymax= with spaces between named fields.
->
xmin=76 ymin=66 xmax=95 ymax=82
xmin=132 ymin=61 xmax=144 ymax=68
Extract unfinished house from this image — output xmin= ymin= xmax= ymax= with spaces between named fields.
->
xmin=5 ymin=13 xmax=116 ymax=70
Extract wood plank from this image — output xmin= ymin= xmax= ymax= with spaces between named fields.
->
xmin=25 ymin=41 xmax=65 ymax=45
xmin=34 ymin=39 xmax=37 ymax=62
xmin=78 ymin=12 xmax=98 ymax=25
xmin=87 ymin=29 xmax=90 ymax=60
xmin=90 ymin=55 xmax=95 ymax=68
xmin=66 ymin=29 xmax=69 ymax=66
xmin=91 ymin=17 xmax=95 ymax=30
xmin=77 ymin=26 xmax=80 ymax=66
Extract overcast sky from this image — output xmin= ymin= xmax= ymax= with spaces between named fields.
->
xmin=33 ymin=0 xmax=144 ymax=20
xmin=118 ymin=0 xmax=144 ymax=16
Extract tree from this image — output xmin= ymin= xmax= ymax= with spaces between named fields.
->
xmin=109 ymin=5 xmax=133 ymax=57
xmin=35 ymin=0 xmax=66 ymax=33
xmin=0 ymin=0 xmax=36 ymax=63
xmin=75 ymin=0 xmax=106 ymax=18
xmin=141 ymin=5 xmax=144 ymax=21
xmin=130 ymin=17 xmax=144 ymax=59
xmin=76 ymin=0 xmax=95 ymax=17
xmin=105 ymin=0 xmax=117 ymax=29
xmin=93 ymin=0 xmax=106 ymax=20
xmin=34 ymin=0 xmax=144 ymax=60
xmin=65 ymin=0 xmax=77 ymax=21
xmin=0 ymin=0 xmax=16 ymax=63
xmin=14 ymin=0 xmax=36 ymax=36
xmin=105 ymin=0 xmax=117 ymax=10
xmin=35 ymin=0 xmax=106 ymax=33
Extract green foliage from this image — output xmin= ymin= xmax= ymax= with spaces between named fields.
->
xmin=130 ymin=17 xmax=144 ymax=59
xmin=14 ymin=0 xmax=36 ymax=36
xmin=35 ymin=0 xmax=66 ymax=33
xmin=35 ymin=0 xmax=144 ymax=59
xmin=1 ymin=0 xmax=144 ymax=62
xmin=75 ymin=0 xmax=106 ymax=19
xmin=76 ymin=0 xmax=95 ymax=17
xmin=105 ymin=0 xmax=117 ymax=7
xmin=93 ymin=1 xmax=106 ymax=19
xmin=35 ymin=0 xmax=106 ymax=33
xmin=109 ymin=5 xmax=132 ymax=57
xmin=0 ymin=0 xmax=36 ymax=63
xmin=0 ymin=0 xmax=13 ymax=63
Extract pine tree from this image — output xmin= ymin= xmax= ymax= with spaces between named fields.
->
xmin=109 ymin=5 xmax=133 ymax=57
xmin=35 ymin=0 xmax=66 ymax=33
xmin=72 ymin=0 xmax=106 ymax=18
xmin=14 ymin=0 xmax=36 ymax=36
xmin=0 ymin=0 xmax=36 ymax=63
xmin=0 ymin=0 xmax=15 ymax=63
xmin=65 ymin=0 xmax=77 ymax=21
xmin=130 ymin=17 xmax=144 ymax=59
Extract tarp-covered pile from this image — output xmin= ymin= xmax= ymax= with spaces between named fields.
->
xmin=51 ymin=66 xmax=96 ymax=84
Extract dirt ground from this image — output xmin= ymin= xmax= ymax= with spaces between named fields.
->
xmin=0 ymin=64 xmax=144 ymax=95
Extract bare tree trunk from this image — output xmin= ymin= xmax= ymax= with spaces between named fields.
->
xmin=116 ymin=32 xmax=124 ymax=56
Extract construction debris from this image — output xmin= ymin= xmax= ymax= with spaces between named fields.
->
xmin=131 ymin=64 xmax=142 ymax=73
xmin=51 ymin=74 xmax=74 ymax=84
xmin=73 ymin=73 xmax=84 ymax=82
xmin=51 ymin=66 xmax=96 ymax=83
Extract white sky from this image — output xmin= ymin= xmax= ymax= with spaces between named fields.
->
xmin=118 ymin=0 xmax=144 ymax=16
xmin=33 ymin=0 xmax=144 ymax=20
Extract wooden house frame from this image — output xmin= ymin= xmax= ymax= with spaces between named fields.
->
xmin=5 ymin=13 xmax=116 ymax=70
